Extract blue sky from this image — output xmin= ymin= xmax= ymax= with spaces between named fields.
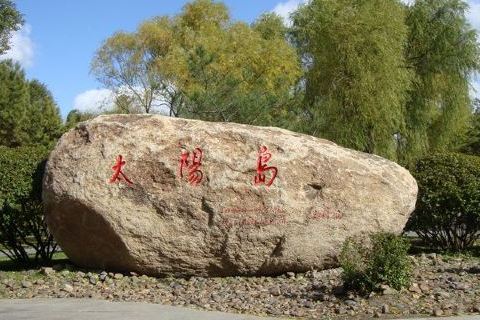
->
xmin=2 ymin=0 xmax=480 ymax=119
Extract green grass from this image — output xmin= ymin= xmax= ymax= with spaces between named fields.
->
xmin=0 ymin=251 xmax=69 ymax=271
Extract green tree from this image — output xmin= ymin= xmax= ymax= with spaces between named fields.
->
xmin=400 ymin=0 xmax=480 ymax=165
xmin=252 ymin=12 xmax=287 ymax=41
xmin=91 ymin=0 xmax=301 ymax=123
xmin=290 ymin=0 xmax=412 ymax=160
xmin=0 ymin=59 xmax=29 ymax=147
xmin=26 ymin=80 xmax=63 ymax=148
xmin=0 ymin=60 xmax=63 ymax=147
xmin=462 ymin=100 xmax=480 ymax=155
xmin=65 ymin=109 xmax=95 ymax=129
xmin=0 ymin=0 xmax=23 ymax=54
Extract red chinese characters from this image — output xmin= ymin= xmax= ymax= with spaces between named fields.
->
xmin=109 ymin=155 xmax=133 ymax=185
xmin=254 ymin=146 xmax=277 ymax=187
xmin=179 ymin=147 xmax=203 ymax=186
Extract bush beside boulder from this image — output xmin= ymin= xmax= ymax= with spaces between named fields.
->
xmin=0 ymin=146 xmax=57 ymax=263
xmin=406 ymin=153 xmax=480 ymax=251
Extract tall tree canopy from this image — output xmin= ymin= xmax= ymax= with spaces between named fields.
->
xmin=400 ymin=0 xmax=480 ymax=165
xmin=0 ymin=60 xmax=29 ymax=146
xmin=0 ymin=60 xmax=62 ymax=148
xmin=290 ymin=0 xmax=412 ymax=160
xmin=26 ymin=80 xmax=63 ymax=147
xmin=0 ymin=0 xmax=23 ymax=54
xmin=91 ymin=0 xmax=301 ymax=124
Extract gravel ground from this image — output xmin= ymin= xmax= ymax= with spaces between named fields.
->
xmin=0 ymin=254 xmax=479 ymax=319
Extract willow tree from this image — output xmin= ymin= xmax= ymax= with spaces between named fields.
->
xmin=290 ymin=0 xmax=412 ymax=160
xmin=400 ymin=0 xmax=480 ymax=165
xmin=91 ymin=0 xmax=301 ymax=124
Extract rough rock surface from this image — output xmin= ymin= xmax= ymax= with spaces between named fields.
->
xmin=43 ymin=115 xmax=417 ymax=277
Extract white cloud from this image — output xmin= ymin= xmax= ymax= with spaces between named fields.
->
xmin=73 ymin=88 xmax=115 ymax=114
xmin=72 ymin=86 xmax=172 ymax=115
xmin=0 ymin=24 xmax=34 ymax=68
xmin=272 ymin=0 xmax=307 ymax=25
xmin=467 ymin=1 xmax=480 ymax=31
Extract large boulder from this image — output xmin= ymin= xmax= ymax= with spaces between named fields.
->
xmin=43 ymin=115 xmax=417 ymax=277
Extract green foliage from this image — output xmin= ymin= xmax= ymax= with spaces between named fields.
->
xmin=290 ymin=0 xmax=412 ymax=161
xmin=0 ymin=60 xmax=30 ymax=147
xmin=64 ymin=109 xmax=96 ymax=130
xmin=462 ymin=103 xmax=480 ymax=155
xmin=406 ymin=153 xmax=480 ymax=251
xmin=400 ymin=0 xmax=480 ymax=165
xmin=0 ymin=0 xmax=23 ymax=54
xmin=25 ymin=80 xmax=63 ymax=148
xmin=252 ymin=13 xmax=287 ymax=41
xmin=340 ymin=233 xmax=412 ymax=293
xmin=0 ymin=146 xmax=46 ymax=206
xmin=0 ymin=146 xmax=57 ymax=264
xmin=91 ymin=0 xmax=301 ymax=122
xmin=289 ymin=0 xmax=479 ymax=164
xmin=0 ymin=60 xmax=63 ymax=148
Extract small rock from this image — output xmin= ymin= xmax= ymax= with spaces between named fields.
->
xmin=89 ymin=276 xmax=98 ymax=285
xmin=21 ymin=281 xmax=32 ymax=288
xmin=335 ymin=306 xmax=347 ymax=314
xmin=433 ymin=309 xmax=443 ymax=317
xmin=374 ymin=311 xmax=382 ymax=318
xmin=113 ymin=273 xmax=123 ymax=280
xmin=443 ymin=309 xmax=453 ymax=316
xmin=409 ymin=283 xmax=422 ymax=294
xmin=382 ymin=287 xmax=397 ymax=295
xmin=40 ymin=267 xmax=54 ymax=275
xmin=472 ymin=305 xmax=480 ymax=313
xmin=35 ymin=279 xmax=45 ymax=285
xmin=345 ymin=299 xmax=357 ymax=307
xmin=76 ymin=271 xmax=85 ymax=278
xmin=381 ymin=304 xmax=389 ymax=314
xmin=63 ymin=284 xmax=74 ymax=293
xmin=286 ymin=272 xmax=295 ymax=278
xmin=269 ymin=287 xmax=281 ymax=296
xmin=419 ymin=283 xmax=430 ymax=292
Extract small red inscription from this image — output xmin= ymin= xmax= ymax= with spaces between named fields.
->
xmin=109 ymin=155 xmax=133 ymax=185
xmin=179 ymin=147 xmax=203 ymax=186
xmin=254 ymin=146 xmax=277 ymax=187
